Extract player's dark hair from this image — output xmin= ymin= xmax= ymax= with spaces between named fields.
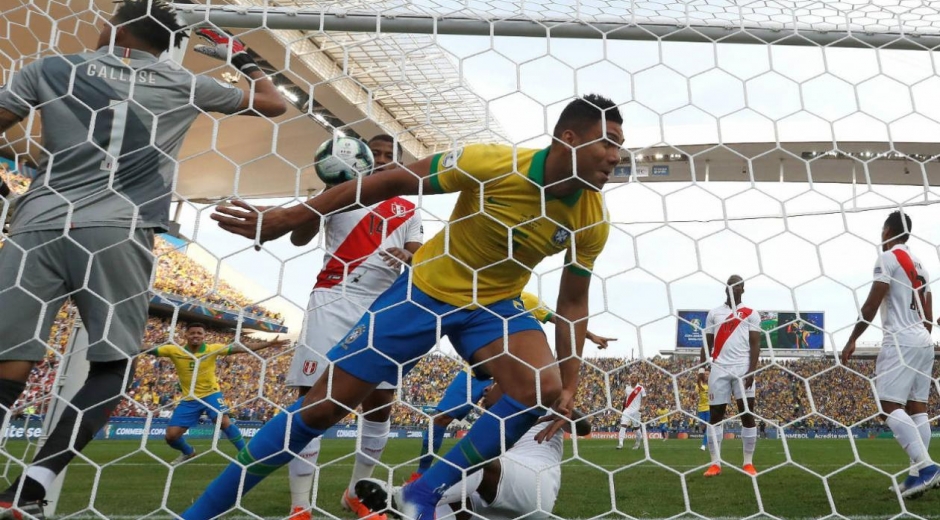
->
xmin=368 ymin=134 xmax=404 ymax=160
xmin=185 ymin=322 xmax=207 ymax=331
xmin=112 ymin=0 xmax=186 ymax=53
xmin=553 ymin=94 xmax=623 ymax=138
xmin=884 ymin=210 xmax=912 ymax=243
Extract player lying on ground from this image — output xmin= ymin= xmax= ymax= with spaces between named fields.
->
xmin=186 ymin=94 xmax=622 ymax=520
xmin=616 ymin=377 xmax=645 ymax=450
xmin=842 ymin=210 xmax=940 ymax=499
xmin=147 ymin=322 xmax=288 ymax=465
xmin=410 ymin=291 xmax=614 ymax=481
xmin=286 ymin=135 xmax=423 ymax=520
xmin=0 ymin=1 xmax=284 ymax=515
xmin=701 ymin=275 xmax=761 ymax=478
xmin=359 ymin=382 xmax=592 ymax=520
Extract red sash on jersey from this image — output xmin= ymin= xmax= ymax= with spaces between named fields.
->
xmin=624 ymin=386 xmax=642 ymax=409
xmin=891 ymin=249 xmax=926 ymax=313
xmin=712 ymin=307 xmax=754 ymax=360
xmin=315 ymin=198 xmax=416 ymax=290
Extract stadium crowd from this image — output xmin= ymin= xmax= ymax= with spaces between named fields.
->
xmin=153 ymin=238 xmax=283 ymax=323
xmin=15 ymin=305 xmax=938 ymax=431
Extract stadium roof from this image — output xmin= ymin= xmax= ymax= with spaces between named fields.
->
xmin=3 ymin=0 xmax=940 ymax=201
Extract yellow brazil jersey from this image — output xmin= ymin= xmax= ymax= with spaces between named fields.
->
xmin=697 ymin=383 xmax=709 ymax=412
xmin=415 ymin=144 xmax=609 ymax=307
xmin=658 ymin=408 xmax=669 ymax=424
xmin=520 ymin=291 xmax=554 ymax=324
xmin=153 ymin=343 xmax=231 ymax=400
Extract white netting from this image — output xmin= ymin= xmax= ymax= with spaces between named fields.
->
xmin=1 ymin=0 xmax=940 ymax=519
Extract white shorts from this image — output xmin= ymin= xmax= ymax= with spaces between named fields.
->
xmin=287 ymin=290 xmax=395 ymax=390
xmin=875 ymin=344 xmax=934 ymax=405
xmin=708 ymin=363 xmax=756 ymax=406
xmin=620 ymin=412 xmax=641 ymax=428
xmin=468 ymin=456 xmax=560 ymax=520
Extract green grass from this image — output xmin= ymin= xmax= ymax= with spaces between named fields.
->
xmin=3 ymin=437 xmax=939 ymax=518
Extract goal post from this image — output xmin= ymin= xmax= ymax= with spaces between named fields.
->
xmin=171 ymin=3 xmax=940 ymax=50
xmin=38 ymin=319 xmax=90 ymax=518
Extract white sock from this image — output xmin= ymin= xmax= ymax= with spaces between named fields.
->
xmin=348 ymin=419 xmax=390 ymax=497
xmin=886 ymin=409 xmax=930 ymax=471
xmin=618 ymin=427 xmax=626 ymax=446
xmin=707 ymin=423 xmax=723 ymax=465
xmin=742 ymin=426 xmax=757 ymax=466
xmin=288 ymin=437 xmax=321 ymax=509
xmin=24 ymin=466 xmax=56 ymax=492
xmin=633 ymin=428 xmax=642 ymax=446
xmin=438 ymin=470 xmax=483 ymax=504
xmin=912 ymin=413 xmax=932 ymax=474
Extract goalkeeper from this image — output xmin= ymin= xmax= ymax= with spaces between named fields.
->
xmin=0 ymin=0 xmax=285 ymax=515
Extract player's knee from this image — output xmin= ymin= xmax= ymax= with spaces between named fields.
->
xmin=165 ymin=430 xmax=181 ymax=443
xmin=298 ymin=400 xmax=347 ymax=430
xmin=362 ymin=406 xmax=392 ymax=423
xmin=433 ymin=414 xmax=454 ymax=428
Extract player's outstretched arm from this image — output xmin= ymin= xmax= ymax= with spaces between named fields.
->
xmin=211 ymin=156 xmax=435 ymax=244
xmin=841 ymin=281 xmax=889 ymax=363
xmin=585 ymin=331 xmax=616 ymax=349
xmin=228 ymin=335 xmax=291 ymax=355
xmin=192 ymin=28 xmax=287 ymax=118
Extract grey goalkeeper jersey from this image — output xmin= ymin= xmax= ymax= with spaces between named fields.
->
xmin=0 ymin=47 xmax=244 ymax=234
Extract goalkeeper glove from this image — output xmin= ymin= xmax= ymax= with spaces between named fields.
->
xmin=193 ymin=28 xmax=261 ymax=75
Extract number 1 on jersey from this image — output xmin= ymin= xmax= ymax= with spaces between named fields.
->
xmin=100 ymin=99 xmax=128 ymax=172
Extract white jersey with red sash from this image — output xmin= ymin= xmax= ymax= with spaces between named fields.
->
xmin=622 ymin=385 xmax=646 ymax=415
xmin=313 ymin=197 xmax=423 ymax=298
xmin=706 ymin=303 xmax=761 ymax=366
xmin=874 ymin=244 xmax=932 ymax=348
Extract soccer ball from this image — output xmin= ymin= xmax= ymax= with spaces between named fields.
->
xmin=314 ymin=136 xmax=375 ymax=185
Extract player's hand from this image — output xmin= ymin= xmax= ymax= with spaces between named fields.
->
xmin=379 ymin=247 xmax=413 ymax=268
xmin=268 ymin=336 xmax=291 ymax=349
xmin=193 ymin=28 xmax=260 ymax=74
xmin=586 ymin=333 xmax=616 ymax=349
xmin=211 ymin=200 xmax=295 ymax=248
xmin=744 ymin=375 xmax=754 ymax=390
xmin=536 ymin=390 xmax=576 ymax=443
xmin=840 ymin=340 xmax=856 ymax=364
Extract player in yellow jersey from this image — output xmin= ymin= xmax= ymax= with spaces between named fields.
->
xmin=408 ymin=291 xmax=615 ymax=482
xmin=657 ymin=407 xmax=670 ymax=441
xmin=192 ymin=94 xmax=622 ymax=520
xmin=150 ymin=322 xmax=288 ymax=465
xmin=696 ymin=369 xmax=710 ymax=451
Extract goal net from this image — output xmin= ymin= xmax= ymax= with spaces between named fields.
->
xmin=1 ymin=0 xmax=939 ymax=519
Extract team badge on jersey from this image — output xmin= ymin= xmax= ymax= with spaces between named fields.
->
xmin=441 ymin=148 xmax=463 ymax=169
xmin=552 ymin=227 xmax=571 ymax=246
xmin=302 ymin=360 xmax=318 ymax=376
xmin=391 ymin=202 xmax=408 ymax=216
xmin=344 ymin=324 xmax=366 ymax=346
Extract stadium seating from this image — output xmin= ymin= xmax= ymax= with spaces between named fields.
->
xmin=16 ymin=308 xmax=939 ymax=430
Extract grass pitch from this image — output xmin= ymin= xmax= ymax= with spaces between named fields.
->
xmin=2 ymin=437 xmax=939 ymax=518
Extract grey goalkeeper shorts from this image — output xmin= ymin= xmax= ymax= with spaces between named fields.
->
xmin=0 ymin=227 xmax=155 ymax=362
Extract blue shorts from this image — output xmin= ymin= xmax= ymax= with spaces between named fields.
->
xmin=697 ymin=410 xmax=710 ymax=423
xmin=328 ymin=274 xmax=544 ymax=386
xmin=436 ymin=370 xmax=494 ymax=421
xmin=168 ymin=392 xmax=230 ymax=429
